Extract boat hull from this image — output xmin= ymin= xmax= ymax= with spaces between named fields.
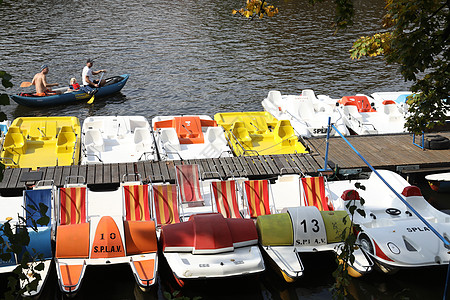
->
xmin=10 ymin=74 xmax=129 ymax=107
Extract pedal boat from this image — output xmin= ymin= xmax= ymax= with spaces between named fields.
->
xmin=371 ymin=91 xmax=413 ymax=116
xmin=0 ymin=116 xmax=81 ymax=169
xmin=0 ymin=182 xmax=55 ymax=297
xmin=10 ymin=74 xmax=129 ymax=107
xmin=425 ymin=172 xmax=450 ymax=193
xmin=152 ymin=115 xmax=232 ymax=160
xmin=55 ymin=179 xmax=158 ymax=294
xmin=213 ymin=111 xmax=308 ymax=156
xmin=328 ymin=170 xmax=450 ymax=272
xmin=262 ymin=90 xmax=349 ymax=138
xmin=81 ymin=116 xmax=157 ymax=164
xmin=337 ymin=95 xmax=406 ymax=135
xmin=160 ymin=213 xmax=264 ymax=285
xmin=252 ymin=173 xmax=372 ymax=282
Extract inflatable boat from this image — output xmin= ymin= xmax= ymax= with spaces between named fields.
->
xmin=0 ymin=117 xmax=81 ymax=169
xmin=10 ymin=75 xmax=129 ymax=107
xmin=81 ymin=116 xmax=157 ymax=164
xmin=262 ymin=90 xmax=349 ymax=138
xmin=152 ymin=115 xmax=232 ymax=160
xmin=214 ymin=111 xmax=308 ymax=156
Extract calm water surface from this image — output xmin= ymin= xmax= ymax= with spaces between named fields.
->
xmin=1 ymin=0 xmax=446 ymax=299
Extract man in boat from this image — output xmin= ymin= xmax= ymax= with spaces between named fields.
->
xmin=82 ymin=59 xmax=106 ymax=88
xmin=31 ymin=65 xmax=61 ymax=96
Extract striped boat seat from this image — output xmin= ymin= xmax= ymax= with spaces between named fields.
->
xmin=301 ymin=176 xmax=332 ymax=211
xmin=152 ymin=184 xmax=180 ymax=226
xmin=244 ymin=180 xmax=271 ymax=218
xmin=124 ymin=184 xmax=151 ymax=221
xmin=59 ymin=186 xmax=87 ymax=225
xmin=211 ymin=180 xmax=242 ymax=218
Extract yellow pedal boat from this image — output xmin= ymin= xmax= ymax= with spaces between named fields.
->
xmin=214 ymin=111 xmax=308 ymax=156
xmin=1 ymin=117 xmax=81 ymax=169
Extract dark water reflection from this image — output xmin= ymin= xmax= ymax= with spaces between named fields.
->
xmin=1 ymin=0 xmax=444 ymax=299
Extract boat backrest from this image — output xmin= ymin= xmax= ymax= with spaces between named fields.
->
xmin=159 ymin=128 xmax=181 ymax=151
xmin=57 ymin=126 xmax=76 ymax=153
xmin=301 ymin=176 xmax=332 ymax=211
xmin=204 ymin=127 xmax=227 ymax=146
xmin=274 ymin=120 xmax=296 ymax=145
xmin=129 ymin=118 xmax=149 ymax=132
xmin=3 ymin=126 xmax=26 ymax=153
xmin=133 ymin=127 xmax=152 ymax=146
xmin=175 ymin=164 xmax=204 ymax=206
xmin=382 ymin=100 xmax=402 ymax=117
xmin=244 ymin=179 xmax=273 ymax=218
xmin=123 ymin=184 xmax=151 ymax=221
xmin=267 ymin=90 xmax=283 ymax=107
xmin=58 ymin=186 xmax=87 ymax=225
xmin=84 ymin=129 xmax=104 ymax=152
xmin=24 ymin=189 xmax=52 ymax=227
xmin=152 ymin=183 xmax=180 ymax=226
xmin=211 ymin=180 xmax=242 ymax=218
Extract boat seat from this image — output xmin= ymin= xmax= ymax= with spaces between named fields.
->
xmin=274 ymin=120 xmax=296 ymax=146
xmin=243 ymin=179 xmax=274 ymax=218
xmin=129 ymin=119 xmax=149 ymax=132
xmin=3 ymin=126 xmax=27 ymax=154
xmin=24 ymin=189 xmax=52 ymax=227
xmin=123 ymin=183 xmax=151 ymax=221
xmin=204 ymin=127 xmax=227 ymax=145
xmin=152 ymin=183 xmax=180 ymax=226
xmin=58 ymin=186 xmax=87 ymax=225
xmin=176 ymin=164 xmax=204 ymax=207
xmin=343 ymin=103 xmax=363 ymax=121
xmin=231 ymin=122 xmax=252 ymax=149
xmin=211 ymin=180 xmax=242 ymax=218
xmin=301 ymin=176 xmax=333 ymax=211
xmin=296 ymin=96 xmax=316 ymax=120
xmin=160 ymin=128 xmax=181 ymax=151
xmin=84 ymin=129 xmax=104 ymax=152
xmin=267 ymin=90 xmax=283 ymax=108
xmin=133 ymin=128 xmax=152 ymax=152
xmin=57 ymin=126 xmax=76 ymax=153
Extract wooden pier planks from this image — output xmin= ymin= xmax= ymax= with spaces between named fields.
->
xmin=0 ymin=153 xmax=325 ymax=189
xmin=305 ymin=132 xmax=450 ymax=171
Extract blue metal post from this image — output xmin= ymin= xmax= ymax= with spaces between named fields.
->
xmin=318 ymin=117 xmax=333 ymax=172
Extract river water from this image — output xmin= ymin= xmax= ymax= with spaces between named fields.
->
xmin=1 ymin=0 xmax=447 ymax=299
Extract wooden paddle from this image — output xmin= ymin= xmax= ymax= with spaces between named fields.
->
xmin=20 ymin=81 xmax=33 ymax=88
xmin=87 ymin=72 xmax=104 ymax=104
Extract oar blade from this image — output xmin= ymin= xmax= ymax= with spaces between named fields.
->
xmin=87 ymin=95 xmax=95 ymax=104
xmin=20 ymin=82 xmax=32 ymax=88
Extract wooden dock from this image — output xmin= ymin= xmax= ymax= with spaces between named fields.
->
xmin=305 ymin=132 xmax=450 ymax=174
xmin=0 ymin=153 xmax=327 ymax=190
xmin=1 ymin=132 xmax=449 ymax=191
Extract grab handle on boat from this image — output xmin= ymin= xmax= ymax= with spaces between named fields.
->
xmin=122 ymin=173 xmax=142 ymax=183
xmin=64 ymin=175 xmax=86 ymax=186
xmin=0 ymin=156 xmax=18 ymax=166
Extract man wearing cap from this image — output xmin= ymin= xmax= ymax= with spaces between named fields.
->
xmin=31 ymin=65 xmax=61 ymax=96
xmin=82 ymin=59 xmax=106 ymax=88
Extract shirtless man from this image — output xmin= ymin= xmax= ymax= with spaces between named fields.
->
xmin=82 ymin=59 xmax=106 ymax=88
xmin=32 ymin=64 xmax=61 ymax=95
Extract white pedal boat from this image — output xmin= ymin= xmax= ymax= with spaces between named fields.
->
xmin=55 ymin=178 xmax=158 ymax=294
xmin=152 ymin=115 xmax=232 ymax=160
xmin=328 ymin=169 xmax=450 ymax=272
xmin=337 ymin=95 xmax=406 ymax=135
xmin=81 ymin=116 xmax=157 ymax=164
xmin=371 ymin=91 xmax=413 ymax=116
xmin=151 ymin=164 xmax=265 ymax=286
xmin=262 ymin=90 xmax=349 ymax=138
xmin=0 ymin=181 xmax=55 ymax=297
